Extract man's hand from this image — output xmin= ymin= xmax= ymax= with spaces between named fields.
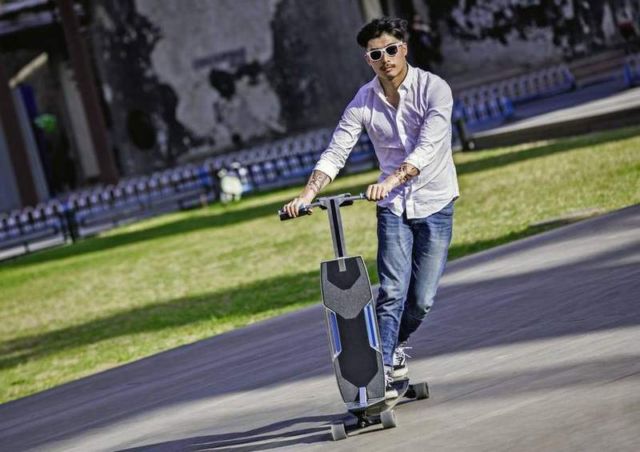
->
xmin=366 ymin=181 xmax=394 ymax=201
xmin=367 ymin=162 xmax=420 ymax=201
xmin=283 ymin=170 xmax=331 ymax=218
xmin=283 ymin=195 xmax=314 ymax=218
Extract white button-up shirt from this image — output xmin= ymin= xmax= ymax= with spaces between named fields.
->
xmin=314 ymin=64 xmax=459 ymax=219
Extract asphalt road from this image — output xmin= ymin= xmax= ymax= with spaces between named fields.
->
xmin=1 ymin=205 xmax=639 ymax=451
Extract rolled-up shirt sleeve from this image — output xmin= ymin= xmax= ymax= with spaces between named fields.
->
xmin=314 ymin=95 xmax=364 ymax=181
xmin=404 ymin=77 xmax=453 ymax=173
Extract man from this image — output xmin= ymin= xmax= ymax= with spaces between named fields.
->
xmin=283 ymin=17 xmax=459 ymax=397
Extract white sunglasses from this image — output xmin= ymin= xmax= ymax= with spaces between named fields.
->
xmin=365 ymin=42 xmax=405 ymax=61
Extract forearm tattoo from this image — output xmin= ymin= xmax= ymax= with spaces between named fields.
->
xmin=305 ymin=170 xmax=330 ymax=196
xmin=392 ymin=163 xmax=420 ymax=185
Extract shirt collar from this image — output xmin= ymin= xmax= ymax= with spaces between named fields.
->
xmin=399 ymin=64 xmax=415 ymax=92
xmin=370 ymin=63 xmax=415 ymax=95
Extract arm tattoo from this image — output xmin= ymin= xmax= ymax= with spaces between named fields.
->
xmin=392 ymin=163 xmax=420 ymax=185
xmin=305 ymin=170 xmax=331 ymax=196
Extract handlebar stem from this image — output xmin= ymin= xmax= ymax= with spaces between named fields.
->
xmin=278 ymin=193 xmax=368 ymax=262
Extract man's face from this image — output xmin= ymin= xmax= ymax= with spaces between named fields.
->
xmin=365 ymin=33 xmax=407 ymax=81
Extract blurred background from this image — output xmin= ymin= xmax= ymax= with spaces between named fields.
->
xmin=1 ymin=0 xmax=639 ymax=257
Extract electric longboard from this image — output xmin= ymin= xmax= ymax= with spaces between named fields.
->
xmin=280 ymin=193 xmax=429 ymax=441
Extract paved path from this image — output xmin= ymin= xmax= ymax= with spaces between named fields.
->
xmin=472 ymin=85 xmax=640 ymax=148
xmin=478 ymin=85 xmax=640 ymax=135
xmin=1 ymin=205 xmax=639 ymax=451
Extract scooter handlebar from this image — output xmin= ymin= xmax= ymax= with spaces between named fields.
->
xmin=278 ymin=193 xmax=367 ymax=221
xmin=278 ymin=205 xmax=314 ymax=221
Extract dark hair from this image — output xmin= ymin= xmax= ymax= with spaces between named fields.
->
xmin=356 ymin=17 xmax=408 ymax=48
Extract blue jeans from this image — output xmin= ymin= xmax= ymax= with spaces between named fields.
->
xmin=376 ymin=200 xmax=454 ymax=366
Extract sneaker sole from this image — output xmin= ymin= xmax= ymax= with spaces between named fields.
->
xmin=392 ymin=366 xmax=408 ymax=378
xmin=385 ymin=390 xmax=399 ymax=399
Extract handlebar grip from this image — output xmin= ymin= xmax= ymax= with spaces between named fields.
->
xmin=278 ymin=206 xmax=312 ymax=221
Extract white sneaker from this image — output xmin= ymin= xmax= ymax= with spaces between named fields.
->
xmin=392 ymin=342 xmax=411 ymax=378
xmin=384 ymin=366 xmax=399 ymax=399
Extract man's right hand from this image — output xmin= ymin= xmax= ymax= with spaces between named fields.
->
xmin=283 ymin=195 xmax=314 ymax=218
xmin=283 ymin=170 xmax=331 ymax=218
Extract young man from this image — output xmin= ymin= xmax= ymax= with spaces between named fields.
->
xmin=283 ymin=17 xmax=459 ymax=397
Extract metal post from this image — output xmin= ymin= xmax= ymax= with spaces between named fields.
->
xmin=455 ymin=117 xmax=476 ymax=151
xmin=326 ymin=198 xmax=348 ymax=263
xmin=55 ymin=0 xmax=118 ymax=184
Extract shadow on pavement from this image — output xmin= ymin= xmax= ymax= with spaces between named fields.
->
xmin=116 ymin=353 xmax=640 ymax=451
xmin=116 ymin=415 xmax=336 ymax=451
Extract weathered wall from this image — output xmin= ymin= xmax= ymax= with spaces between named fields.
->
xmin=409 ymin=0 xmax=639 ymax=79
xmin=89 ymin=0 xmax=640 ymax=176
xmin=91 ymin=0 xmax=370 ymax=176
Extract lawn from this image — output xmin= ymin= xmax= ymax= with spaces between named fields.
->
xmin=1 ymin=126 xmax=639 ymax=403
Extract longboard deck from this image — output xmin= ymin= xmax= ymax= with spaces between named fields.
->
xmin=332 ymin=379 xmax=429 ymax=439
xmin=320 ymin=256 xmax=385 ymax=408
xmin=349 ymin=378 xmax=410 ymax=417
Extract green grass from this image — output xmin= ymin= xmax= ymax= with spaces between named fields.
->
xmin=1 ymin=126 xmax=639 ymax=403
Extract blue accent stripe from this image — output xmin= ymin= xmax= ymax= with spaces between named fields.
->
xmin=329 ymin=311 xmax=342 ymax=356
xmin=364 ymin=303 xmax=379 ymax=350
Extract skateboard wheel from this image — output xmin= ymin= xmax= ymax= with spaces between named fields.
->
xmin=331 ymin=422 xmax=348 ymax=441
xmin=380 ymin=409 xmax=397 ymax=429
xmin=413 ymin=382 xmax=429 ymax=400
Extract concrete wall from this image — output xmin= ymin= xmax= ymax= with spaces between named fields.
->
xmin=57 ymin=61 xmax=100 ymax=181
xmin=0 ymin=122 xmax=21 ymax=213
xmin=12 ymin=88 xmax=49 ymax=202
xmin=87 ymin=0 xmax=640 ymax=177
xmin=0 ymin=88 xmax=50 ymax=212
xmin=410 ymin=0 xmax=639 ymax=80
xmin=90 ymin=0 xmax=370 ymax=176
